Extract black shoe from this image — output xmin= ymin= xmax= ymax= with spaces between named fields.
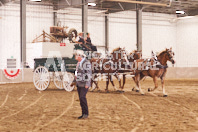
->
xmin=78 ymin=115 xmax=83 ymax=119
xmin=82 ymin=114 xmax=88 ymax=119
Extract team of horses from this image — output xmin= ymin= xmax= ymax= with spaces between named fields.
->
xmin=89 ymin=47 xmax=175 ymax=97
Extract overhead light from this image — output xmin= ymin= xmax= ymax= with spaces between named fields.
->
xmin=95 ymin=10 xmax=108 ymax=13
xmin=29 ymin=0 xmax=42 ymax=2
xmin=176 ymin=10 xmax=185 ymax=14
xmin=88 ymin=3 xmax=96 ymax=6
xmin=170 ymin=16 xmax=195 ymax=23
xmin=178 ymin=16 xmax=195 ymax=19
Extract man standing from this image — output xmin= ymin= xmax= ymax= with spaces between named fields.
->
xmin=74 ymin=50 xmax=92 ymax=119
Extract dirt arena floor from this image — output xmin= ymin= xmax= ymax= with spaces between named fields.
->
xmin=0 ymin=78 xmax=198 ymax=132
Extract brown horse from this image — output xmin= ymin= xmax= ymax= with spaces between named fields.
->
xmin=120 ymin=50 xmax=142 ymax=89
xmin=133 ymin=48 xmax=175 ymax=96
xmin=90 ymin=47 xmax=129 ymax=92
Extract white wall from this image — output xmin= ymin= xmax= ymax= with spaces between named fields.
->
xmin=26 ymin=5 xmax=53 ymax=43
xmin=0 ymin=4 xmax=20 ymax=68
xmin=0 ymin=4 xmax=53 ymax=68
xmin=109 ymin=11 xmax=137 ymax=53
xmin=0 ymin=4 xmax=198 ymax=69
xmin=142 ymin=12 xmax=177 ymax=57
xmin=176 ymin=16 xmax=198 ymax=67
xmin=108 ymin=11 xmax=176 ymax=60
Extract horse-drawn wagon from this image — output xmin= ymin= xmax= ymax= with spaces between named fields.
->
xmin=32 ymin=41 xmax=80 ymax=92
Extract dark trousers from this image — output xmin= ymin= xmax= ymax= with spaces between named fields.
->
xmin=77 ymin=86 xmax=89 ymax=115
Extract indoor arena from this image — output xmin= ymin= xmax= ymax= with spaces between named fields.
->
xmin=0 ymin=0 xmax=198 ymax=131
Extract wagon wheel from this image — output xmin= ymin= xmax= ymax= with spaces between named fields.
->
xmin=68 ymin=28 xmax=77 ymax=42
xmin=33 ymin=66 xmax=50 ymax=91
xmin=53 ymin=72 xmax=64 ymax=89
xmin=63 ymin=72 xmax=75 ymax=92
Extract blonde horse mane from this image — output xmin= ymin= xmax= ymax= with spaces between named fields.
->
xmin=157 ymin=49 xmax=168 ymax=56
xmin=129 ymin=50 xmax=142 ymax=55
xmin=129 ymin=50 xmax=137 ymax=55
xmin=111 ymin=47 xmax=121 ymax=53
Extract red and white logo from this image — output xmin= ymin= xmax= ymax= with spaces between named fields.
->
xmin=3 ymin=69 xmax=21 ymax=80
xmin=60 ymin=43 xmax=66 ymax=46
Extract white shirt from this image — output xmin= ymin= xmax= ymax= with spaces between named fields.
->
xmin=76 ymin=36 xmax=84 ymax=42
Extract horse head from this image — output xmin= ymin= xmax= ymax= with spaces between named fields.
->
xmin=157 ymin=47 xmax=175 ymax=66
xmin=127 ymin=50 xmax=142 ymax=62
xmin=111 ymin=47 xmax=129 ymax=67
xmin=165 ymin=47 xmax=175 ymax=65
xmin=133 ymin=50 xmax=142 ymax=60
xmin=111 ymin=47 xmax=122 ymax=62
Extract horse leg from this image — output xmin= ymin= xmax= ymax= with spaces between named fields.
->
xmin=122 ymin=74 xmax=126 ymax=89
xmin=94 ymin=75 xmax=100 ymax=90
xmin=91 ymin=77 xmax=95 ymax=91
xmin=90 ymin=79 xmax=94 ymax=91
xmin=148 ymin=76 xmax=158 ymax=92
xmin=137 ymin=74 xmax=144 ymax=95
xmin=92 ymin=80 xmax=99 ymax=91
xmin=91 ymin=75 xmax=99 ymax=91
xmin=95 ymin=81 xmax=99 ymax=90
xmin=134 ymin=73 xmax=144 ymax=95
xmin=132 ymin=77 xmax=139 ymax=92
xmin=110 ymin=75 xmax=118 ymax=91
xmin=114 ymin=73 xmax=121 ymax=89
xmin=132 ymin=74 xmax=145 ymax=92
xmin=161 ymin=76 xmax=167 ymax=97
xmin=105 ymin=75 xmax=110 ymax=92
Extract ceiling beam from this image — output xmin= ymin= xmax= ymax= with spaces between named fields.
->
xmin=0 ymin=1 xmax=4 ymax=6
xmin=105 ymin=0 xmax=170 ymax=7
xmin=188 ymin=9 xmax=198 ymax=16
xmin=106 ymin=3 xmax=136 ymax=13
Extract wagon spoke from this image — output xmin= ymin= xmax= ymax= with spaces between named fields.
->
xmin=35 ymin=80 xmax=39 ymax=85
xmin=63 ymin=73 xmax=75 ymax=92
xmin=54 ymin=72 xmax=64 ymax=89
xmin=41 ymin=84 xmax=44 ymax=90
xmin=43 ymin=82 xmax=48 ymax=88
xmin=33 ymin=66 xmax=50 ymax=91
xmin=60 ymin=83 xmax=63 ymax=88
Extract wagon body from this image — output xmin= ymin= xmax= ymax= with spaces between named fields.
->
xmin=34 ymin=57 xmax=77 ymax=73
xmin=32 ymin=41 xmax=81 ymax=92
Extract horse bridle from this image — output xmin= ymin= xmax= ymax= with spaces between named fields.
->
xmin=166 ymin=50 xmax=175 ymax=64
xmin=134 ymin=51 xmax=142 ymax=59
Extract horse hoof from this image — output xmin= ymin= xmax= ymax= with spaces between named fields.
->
xmin=118 ymin=90 xmax=124 ymax=93
xmin=148 ymin=88 xmax=151 ymax=92
xmin=105 ymin=90 xmax=110 ymax=93
xmin=163 ymin=95 xmax=168 ymax=97
xmin=121 ymin=91 xmax=125 ymax=93
xmin=136 ymin=90 xmax=139 ymax=93
xmin=132 ymin=87 xmax=135 ymax=91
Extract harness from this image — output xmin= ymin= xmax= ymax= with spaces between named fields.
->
xmin=98 ymin=58 xmax=103 ymax=70
xmin=143 ymin=58 xmax=167 ymax=71
xmin=95 ymin=56 xmax=120 ymax=75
